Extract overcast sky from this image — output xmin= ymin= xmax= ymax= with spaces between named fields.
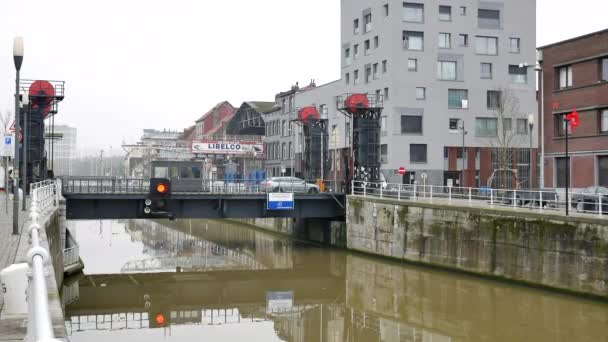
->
xmin=0 ymin=0 xmax=606 ymax=156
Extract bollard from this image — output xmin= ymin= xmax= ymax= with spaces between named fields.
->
xmin=0 ymin=263 xmax=29 ymax=315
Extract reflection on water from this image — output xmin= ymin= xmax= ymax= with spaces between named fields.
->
xmin=65 ymin=219 xmax=608 ymax=342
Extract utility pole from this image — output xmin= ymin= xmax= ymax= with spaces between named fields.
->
xmin=459 ymin=120 xmax=468 ymax=187
xmin=12 ymin=37 xmax=24 ymax=235
xmin=22 ymin=101 xmax=28 ymax=211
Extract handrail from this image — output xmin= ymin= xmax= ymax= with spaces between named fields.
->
xmin=25 ymin=180 xmax=62 ymax=342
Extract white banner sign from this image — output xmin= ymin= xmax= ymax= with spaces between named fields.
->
xmin=2 ymin=135 xmax=14 ymax=158
xmin=192 ymin=141 xmax=263 ymax=155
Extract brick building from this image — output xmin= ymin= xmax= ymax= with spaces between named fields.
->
xmin=538 ymin=29 xmax=608 ymax=189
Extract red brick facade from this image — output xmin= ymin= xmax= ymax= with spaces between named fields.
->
xmin=539 ymin=29 xmax=608 ymax=188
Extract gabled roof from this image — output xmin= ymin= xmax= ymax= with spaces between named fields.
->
xmin=538 ymin=28 xmax=608 ymax=50
xmin=194 ymin=101 xmax=234 ymax=123
xmin=246 ymin=101 xmax=276 ymax=114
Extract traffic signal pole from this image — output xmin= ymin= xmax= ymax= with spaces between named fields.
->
xmin=565 ymin=120 xmax=570 ymax=217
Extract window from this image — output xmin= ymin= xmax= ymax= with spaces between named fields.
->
xmin=559 ymin=66 xmax=573 ymax=88
xmin=364 ymin=40 xmax=370 ymax=55
xmin=556 ymin=157 xmax=570 ymax=188
xmin=354 ymin=69 xmax=360 ymax=85
xmin=382 ymin=60 xmax=388 ymax=73
xmin=459 ymin=34 xmax=468 ymax=47
xmin=403 ymin=2 xmax=424 ymax=22
xmin=381 ymin=116 xmax=387 ymax=134
xmin=401 ymin=115 xmax=422 ymax=134
xmin=282 ymin=120 xmax=286 ymax=136
xmin=354 ymin=44 xmax=359 ymax=59
xmin=439 ymin=33 xmax=451 ymax=48
xmin=448 ymin=89 xmax=468 ymax=108
xmin=381 ymin=144 xmax=388 ymax=164
xmin=459 ymin=6 xmax=467 ymax=15
xmin=481 ymin=63 xmax=493 ymax=79
xmin=556 ymin=115 xmax=573 ymax=136
xmin=289 ymin=96 xmax=294 ymax=111
xmin=373 ymin=63 xmax=379 ymax=79
xmin=503 ymin=118 xmax=512 ymax=131
xmin=365 ymin=66 xmax=372 ymax=83
xmin=416 ymin=87 xmax=426 ymax=100
xmin=599 ymin=156 xmax=608 ymax=187
xmin=403 ymin=31 xmax=424 ymax=50
xmin=603 ymin=58 xmax=608 ymax=81
xmin=475 ymin=117 xmax=498 ymax=137
xmin=410 ymin=144 xmax=427 ymax=163
xmin=384 ymin=4 xmax=389 ymax=17
xmin=602 ymin=109 xmax=608 ymax=132
xmin=354 ymin=19 xmax=360 ymax=34
xmin=384 ymin=87 xmax=389 ymax=100
xmin=345 ymin=72 xmax=350 ymax=84
xmin=517 ymin=119 xmax=528 ymax=134
xmin=439 ymin=5 xmax=451 ymax=21
xmin=374 ymin=36 xmax=379 ymax=48
xmin=345 ymin=48 xmax=351 ymax=65
xmin=364 ymin=13 xmax=372 ymax=33
xmin=475 ymin=36 xmax=498 ymax=55
xmin=449 ymin=118 xmax=460 ymax=131
xmin=509 ymin=65 xmax=528 ymax=84
xmin=375 ymin=89 xmax=382 ymax=101
xmin=487 ymin=90 xmax=501 ymax=109
xmin=437 ymin=61 xmax=457 ymax=80
xmin=408 ymin=58 xmax=418 ymax=71
xmin=509 ymin=38 xmax=520 ymax=53
xmin=478 ymin=9 xmax=500 ymax=29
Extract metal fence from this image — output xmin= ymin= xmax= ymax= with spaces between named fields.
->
xmin=352 ymin=181 xmax=606 ymax=218
xmin=63 ymin=229 xmax=80 ymax=269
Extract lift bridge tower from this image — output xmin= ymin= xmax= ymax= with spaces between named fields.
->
xmin=337 ymin=93 xmax=384 ymax=186
xmin=295 ymin=106 xmax=328 ymax=181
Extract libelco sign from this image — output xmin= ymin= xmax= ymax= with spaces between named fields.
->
xmin=192 ymin=140 xmax=264 ymax=155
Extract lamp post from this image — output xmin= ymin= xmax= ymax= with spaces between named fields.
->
xmin=528 ymin=114 xmax=535 ymax=189
xmin=535 ymin=64 xmax=544 ymax=188
xmin=22 ymin=93 xmax=29 ymax=211
xmin=459 ymin=120 xmax=468 ymax=187
xmin=12 ymin=37 xmax=24 ymax=235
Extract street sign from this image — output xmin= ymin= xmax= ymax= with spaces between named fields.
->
xmin=398 ymin=167 xmax=406 ymax=175
xmin=2 ymin=135 xmax=14 ymax=158
xmin=8 ymin=121 xmax=15 ymax=133
xmin=266 ymin=291 xmax=294 ymax=314
xmin=267 ymin=193 xmax=295 ymax=211
xmin=447 ymin=179 xmax=454 ymax=188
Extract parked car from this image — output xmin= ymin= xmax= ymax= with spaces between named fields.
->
xmin=502 ymin=189 xmax=559 ymax=208
xmin=260 ymin=177 xmax=320 ymax=194
xmin=572 ymin=186 xmax=608 ymax=213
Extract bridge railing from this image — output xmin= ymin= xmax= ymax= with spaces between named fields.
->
xmin=352 ymin=181 xmax=606 ymax=218
xmin=25 ymin=179 xmax=63 ymax=342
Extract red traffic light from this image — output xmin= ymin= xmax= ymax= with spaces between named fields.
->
xmin=150 ymin=178 xmax=171 ymax=198
xmin=155 ymin=314 xmax=166 ymax=326
xmin=156 ymin=183 xmax=168 ymax=194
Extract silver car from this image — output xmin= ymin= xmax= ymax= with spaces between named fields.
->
xmin=261 ymin=177 xmax=320 ymax=194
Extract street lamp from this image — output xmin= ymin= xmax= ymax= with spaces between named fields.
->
xmin=528 ymin=113 xmax=535 ymax=189
xmin=12 ymin=36 xmax=24 ymax=235
xmin=458 ymin=120 xmax=468 ymax=187
xmin=520 ymin=61 xmax=545 ymax=188
xmin=22 ymin=92 xmax=29 ymax=211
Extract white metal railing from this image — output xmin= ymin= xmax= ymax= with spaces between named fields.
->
xmin=63 ymin=229 xmax=79 ymax=268
xmin=351 ymin=181 xmax=606 ymax=218
xmin=25 ymin=179 xmax=62 ymax=342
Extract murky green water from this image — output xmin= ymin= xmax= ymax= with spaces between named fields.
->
xmin=63 ymin=219 xmax=608 ymax=342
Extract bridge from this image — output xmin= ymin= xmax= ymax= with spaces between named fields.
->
xmin=60 ymin=177 xmax=346 ymax=220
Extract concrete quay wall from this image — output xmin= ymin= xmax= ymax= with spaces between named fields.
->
xmin=347 ymin=196 xmax=608 ymax=298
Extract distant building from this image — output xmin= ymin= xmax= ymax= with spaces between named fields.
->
xmin=124 ymin=129 xmax=190 ymax=178
xmin=538 ymin=29 xmax=608 ymax=189
xmin=47 ymin=125 xmax=76 ymax=176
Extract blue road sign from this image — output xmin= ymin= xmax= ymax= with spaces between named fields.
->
xmin=267 ymin=193 xmax=295 ymax=211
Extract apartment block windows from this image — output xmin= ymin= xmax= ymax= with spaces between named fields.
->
xmin=603 ymin=58 xmax=608 ymax=81
xmin=354 ymin=44 xmax=360 ymax=59
xmin=439 ymin=33 xmax=451 ymax=49
xmin=382 ymin=60 xmax=388 ymax=73
xmin=602 ymin=109 xmax=608 ymax=133
xmin=384 ymin=87 xmax=390 ymax=100
xmin=376 ymin=89 xmax=382 ymax=101
xmin=475 ymin=117 xmax=498 ymax=137
xmin=459 ymin=34 xmax=468 ymax=47
xmin=481 ymin=63 xmax=493 ymax=79
xmin=345 ymin=73 xmax=350 ymax=84
xmin=509 ymin=65 xmax=528 ymax=84
xmin=282 ymin=120 xmax=286 ymax=137
xmin=416 ymin=87 xmax=426 ymax=100
xmin=437 ymin=61 xmax=457 ymax=80
xmin=559 ymin=65 xmax=573 ymax=88
xmin=384 ymin=4 xmax=389 ymax=17
xmin=556 ymin=115 xmax=573 ymax=137
xmin=403 ymin=31 xmax=424 ymax=50
xmin=475 ymin=36 xmax=498 ymax=55
xmin=449 ymin=118 xmax=460 ymax=131
xmin=439 ymin=5 xmax=451 ymax=21
xmin=374 ymin=36 xmax=379 ymax=48
xmin=459 ymin=6 xmax=467 ymax=15
xmin=381 ymin=144 xmax=388 ymax=164
xmin=401 ymin=115 xmax=422 ymax=134
xmin=556 ymin=157 xmax=570 ymax=188
xmin=509 ymin=38 xmax=521 ymax=53
xmin=599 ymin=156 xmax=608 ymax=187
xmin=517 ymin=119 xmax=528 ymax=134
xmin=364 ymin=13 xmax=372 ymax=33
xmin=380 ymin=116 xmax=387 ymax=135
xmin=345 ymin=48 xmax=351 ymax=65
xmin=364 ymin=40 xmax=371 ymax=55
xmin=410 ymin=144 xmax=427 ymax=163
xmin=373 ymin=63 xmax=379 ymax=79
xmin=408 ymin=58 xmax=418 ymax=71
xmin=487 ymin=90 xmax=501 ymax=109
xmin=354 ymin=19 xmax=360 ymax=34
xmin=365 ymin=66 xmax=372 ymax=83
xmin=503 ymin=118 xmax=512 ymax=131
xmin=478 ymin=9 xmax=500 ymax=29
xmin=403 ymin=3 xmax=424 ymax=23
xmin=354 ymin=69 xmax=360 ymax=85
xmin=448 ymin=89 xmax=468 ymax=109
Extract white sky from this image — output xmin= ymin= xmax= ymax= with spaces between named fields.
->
xmin=0 ymin=0 xmax=606 ymax=156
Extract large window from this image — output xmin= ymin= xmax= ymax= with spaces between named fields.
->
xmin=603 ymin=58 xmax=608 ymax=81
xmin=410 ymin=144 xmax=427 ymax=163
xmin=556 ymin=114 xmax=573 ymax=136
xmin=408 ymin=58 xmax=418 ymax=71
xmin=438 ymin=33 xmax=451 ymax=48
xmin=448 ymin=89 xmax=468 ymax=109
xmin=401 ymin=115 xmax=422 ymax=134
xmin=403 ymin=2 xmax=424 ymax=22
xmin=353 ymin=19 xmax=360 ymax=34
xmin=509 ymin=65 xmax=528 ymax=84
xmin=509 ymin=38 xmax=520 ymax=53
xmin=475 ymin=117 xmax=498 ymax=137
xmin=403 ymin=31 xmax=424 ymax=50
xmin=556 ymin=157 xmax=570 ymax=188
xmin=516 ymin=118 xmax=528 ymax=134
xmin=364 ymin=13 xmax=372 ymax=33
xmin=478 ymin=9 xmax=500 ymax=29
xmin=487 ymin=90 xmax=502 ymax=109
xmin=481 ymin=63 xmax=493 ymax=79
xmin=381 ymin=144 xmax=388 ymax=164
xmin=416 ymin=87 xmax=426 ymax=100
xmin=599 ymin=156 xmax=608 ymax=187
xmin=475 ymin=36 xmax=498 ymax=55
xmin=439 ymin=5 xmax=451 ymax=21
xmin=602 ymin=109 xmax=608 ymax=132
xmin=437 ymin=61 xmax=457 ymax=80
xmin=559 ymin=65 xmax=573 ymax=88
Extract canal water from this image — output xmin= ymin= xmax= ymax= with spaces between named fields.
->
xmin=63 ymin=219 xmax=607 ymax=342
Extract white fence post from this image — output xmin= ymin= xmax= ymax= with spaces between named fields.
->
xmin=513 ymin=190 xmax=517 ymax=209
xmin=413 ymin=182 xmax=417 ymax=201
xmin=351 ymin=180 xmax=355 ymax=196
xmin=539 ymin=191 xmax=543 ymax=212
xmin=448 ymin=187 xmax=452 ymax=202
xmin=363 ymin=183 xmax=367 ymax=198
xmin=430 ymin=185 xmax=433 ymax=202
xmin=599 ymin=193 xmax=603 ymax=217
xmin=398 ymin=185 xmax=401 ymax=201
xmin=380 ymin=184 xmax=383 ymax=198
xmin=490 ymin=190 xmax=494 ymax=207
xmin=468 ymin=188 xmax=472 ymax=204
